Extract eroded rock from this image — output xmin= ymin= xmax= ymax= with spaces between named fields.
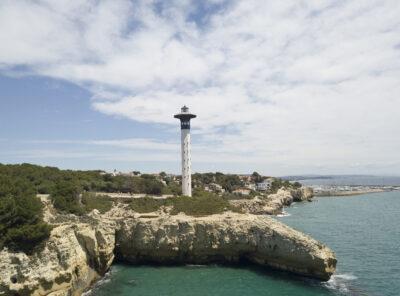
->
xmin=0 ymin=222 xmax=115 ymax=296
xmin=116 ymin=213 xmax=335 ymax=281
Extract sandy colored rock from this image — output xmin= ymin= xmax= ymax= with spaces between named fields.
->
xmin=116 ymin=213 xmax=336 ymax=281
xmin=0 ymin=222 xmax=115 ymax=296
xmin=230 ymin=187 xmax=314 ymax=215
xmin=1 ymin=190 xmax=336 ymax=296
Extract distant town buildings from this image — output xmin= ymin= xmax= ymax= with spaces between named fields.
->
xmin=232 ymin=188 xmax=251 ymax=196
xmin=205 ymin=183 xmax=225 ymax=193
xmin=256 ymin=179 xmax=273 ymax=191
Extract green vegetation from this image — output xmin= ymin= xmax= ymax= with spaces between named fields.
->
xmin=251 ymin=171 xmax=263 ymax=183
xmin=170 ymin=190 xmax=238 ymax=216
xmin=0 ymin=163 xmax=171 ymax=196
xmin=192 ymin=172 xmax=243 ymax=192
xmin=81 ymin=192 xmax=113 ymax=214
xmin=51 ymin=180 xmax=84 ymax=215
xmin=0 ymin=175 xmax=51 ymax=253
xmin=292 ymin=181 xmax=302 ymax=189
xmin=130 ymin=196 xmax=165 ymax=213
xmin=51 ymin=184 xmax=114 ymax=215
xmin=0 ymin=163 xmax=178 ymax=215
xmin=268 ymin=178 xmax=302 ymax=194
xmin=0 ymin=163 xmax=302 ymax=252
xmin=129 ymin=190 xmax=242 ymax=216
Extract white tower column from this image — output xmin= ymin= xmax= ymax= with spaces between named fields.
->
xmin=174 ymin=106 xmax=196 ymax=197
xmin=181 ymin=129 xmax=192 ymax=196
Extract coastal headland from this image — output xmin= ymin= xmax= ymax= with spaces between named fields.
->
xmin=0 ymin=189 xmax=336 ymax=296
xmin=0 ymin=164 xmax=336 ymax=296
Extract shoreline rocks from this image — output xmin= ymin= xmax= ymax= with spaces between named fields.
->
xmin=230 ymin=187 xmax=314 ymax=215
xmin=0 ymin=189 xmax=336 ymax=296
xmin=116 ymin=213 xmax=335 ymax=281
xmin=0 ymin=222 xmax=115 ymax=296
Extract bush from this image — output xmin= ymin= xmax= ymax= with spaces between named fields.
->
xmin=3 ymin=222 xmax=52 ymax=253
xmin=81 ymin=192 xmax=113 ymax=214
xmin=129 ymin=191 xmax=243 ymax=216
xmin=0 ymin=176 xmax=51 ymax=253
xmin=163 ymin=181 xmax=182 ymax=196
xmin=144 ymin=179 xmax=164 ymax=195
xmin=169 ymin=191 xmax=242 ymax=216
xmin=292 ymin=181 xmax=302 ymax=189
xmin=51 ymin=180 xmax=84 ymax=215
xmin=130 ymin=197 xmax=165 ymax=213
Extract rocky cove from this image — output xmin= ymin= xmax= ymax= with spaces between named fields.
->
xmin=0 ymin=188 xmax=336 ymax=296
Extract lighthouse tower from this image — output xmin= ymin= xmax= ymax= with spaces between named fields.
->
xmin=174 ymin=106 xmax=196 ymax=197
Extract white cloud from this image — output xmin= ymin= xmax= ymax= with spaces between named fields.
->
xmin=1 ymin=0 xmax=400 ymax=174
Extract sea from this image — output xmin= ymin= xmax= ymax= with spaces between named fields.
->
xmin=90 ymin=177 xmax=400 ymax=296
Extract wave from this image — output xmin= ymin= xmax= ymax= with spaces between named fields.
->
xmin=82 ymin=269 xmax=113 ymax=295
xmin=276 ymin=210 xmax=291 ymax=217
xmin=324 ymin=273 xmax=358 ymax=294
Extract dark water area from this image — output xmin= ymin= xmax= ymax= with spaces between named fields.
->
xmin=90 ymin=191 xmax=400 ymax=296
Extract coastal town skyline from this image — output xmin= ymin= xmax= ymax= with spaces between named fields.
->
xmin=1 ymin=1 xmax=399 ymax=175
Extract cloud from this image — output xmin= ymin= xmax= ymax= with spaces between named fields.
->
xmin=1 ymin=0 xmax=400 ymax=174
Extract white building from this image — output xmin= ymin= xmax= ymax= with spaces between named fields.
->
xmin=245 ymin=183 xmax=256 ymax=191
xmin=174 ymin=106 xmax=196 ymax=197
xmin=256 ymin=179 xmax=273 ymax=191
xmin=233 ymin=188 xmax=251 ymax=196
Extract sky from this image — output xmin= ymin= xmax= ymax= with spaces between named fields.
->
xmin=0 ymin=0 xmax=399 ymax=176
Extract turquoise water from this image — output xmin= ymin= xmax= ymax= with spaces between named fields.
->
xmin=279 ymin=191 xmax=400 ymax=296
xmin=91 ymin=191 xmax=400 ymax=296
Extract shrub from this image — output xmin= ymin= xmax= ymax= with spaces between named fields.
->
xmin=292 ymin=181 xmax=302 ymax=189
xmin=81 ymin=192 xmax=113 ymax=214
xmin=129 ymin=191 xmax=243 ymax=216
xmin=51 ymin=180 xmax=84 ymax=215
xmin=169 ymin=191 xmax=242 ymax=216
xmin=3 ymin=222 xmax=52 ymax=253
xmin=130 ymin=197 xmax=165 ymax=213
xmin=143 ymin=179 xmax=164 ymax=195
xmin=0 ymin=176 xmax=51 ymax=253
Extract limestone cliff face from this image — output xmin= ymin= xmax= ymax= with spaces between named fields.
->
xmin=0 ymin=222 xmax=115 ymax=296
xmin=116 ymin=213 xmax=335 ymax=281
xmin=1 ymin=193 xmax=337 ymax=296
xmin=230 ymin=187 xmax=314 ymax=215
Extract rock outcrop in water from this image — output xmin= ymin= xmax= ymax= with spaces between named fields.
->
xmin=116 ymin=213 xmax=336 ymax=281
xmin=0 ymin=189 xmax=335 ymax=296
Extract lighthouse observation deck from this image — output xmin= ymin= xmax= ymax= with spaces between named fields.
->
xmin=174 ymin=106 xmax=196 ymax=129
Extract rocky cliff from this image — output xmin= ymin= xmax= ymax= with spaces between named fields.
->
xmin=116 ymin=213 xmax=335 ymax=281
xmin=0 ymin=192 xmax=336 ymax=296
xmin=230 ymin=187 xmax=314 ymax=215
xmin=0 ymin=220 xmax=115 ymax=296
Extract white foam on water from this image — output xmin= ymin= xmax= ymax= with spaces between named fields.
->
xmin=276 ymin=210 xmax=291 ymax=217
xmin=82 ymin=269 xmax=113 ymax=295
xmin=324 ymin=273 xmax=358 ymax=294
xmin=334 ymin=274 xmax=358 ymax=281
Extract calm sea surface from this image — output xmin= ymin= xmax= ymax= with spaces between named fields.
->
xmin=298 ymin=176 xmax=400 ymax=186
xmin=91 ymin=191 xmax=400 ymax=296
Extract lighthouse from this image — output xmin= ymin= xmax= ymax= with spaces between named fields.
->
xmin=174 ymin=106 xmax=196 ymax=197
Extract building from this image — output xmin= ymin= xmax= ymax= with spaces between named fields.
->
xmin=256 ymin=179 xmax=273 ymax=191
xmin=232 ymin=188 xmax=251 ymax=196
xmin=208 ymin=182 xmax=225 ymax=193
xmin=174 ymin=106 xmax=196 ymax=197
xmin=244 ymin=182 xmax=256 ymax=191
